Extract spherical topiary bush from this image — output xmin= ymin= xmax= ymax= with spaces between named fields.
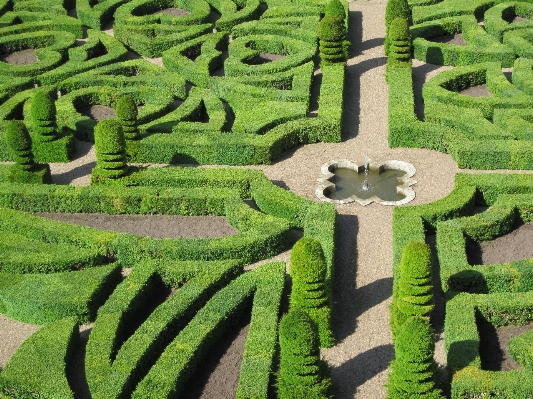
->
xmin=387 ymin=316 xmax=444 ymax=399
xmin=390 ymin=241 xmax=434 ymax=337
xmin=93 ymin=119 xmax=128 ymax=179
xmin=116 ymin=95 xmax=139 ymax=141
xmin=318 ymin=15 xmax=346 ymax=65
xmin=290 ymin=237 xmax=334 ymax=348
xmin=6 ymin=120 xmax=34 ymax=171
xmin=385 ymin=0 xmax=411 ymax=55
xmin=277 ymin=309 xmax=331 ymax=399
xmin=325 ymin=0 xmax=346 ymax=23
xmin=30 ymin=91 xmax=57 ymax=142
xmin=387 ymin=18 xmax=412 ymax=68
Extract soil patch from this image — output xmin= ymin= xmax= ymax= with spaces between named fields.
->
xmin=429 ymin=33 xmax=467 ymax=46
xmin=79 ymin=105 xmax=116 ymax=121
xmin=154 ymin=7 xmax=190 ymax=17
xmin=466 ymin=223 xmax=533 ymax=265
xmin=478 ymin=318 xmax=533 ymax=371
xmin=0 ymin=49 xmax=38 ymax=65
xmin=459 ymin=84 xmax=491 ymax=97
xmin=34 ymin=213 xmax=240 ymax=239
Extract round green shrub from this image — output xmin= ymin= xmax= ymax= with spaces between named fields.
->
xmin=388 ymin=18 xmax=412 ymax=68
xmin=387 ymin=317 xmax=444 ymax=399
xmin=5 ymin=120 xmax=34 ymax=170
xmin=277 ymin=309 xmax=331 ymax=399
xmin=116 ymin=95 xmax=139 ymax=141
xmin=385 ymin=0 xmax=410 ymax=27
xmin=94 ymin=119 xmax=128 ymax=179
xmin=325 ymin=0 xmax=346 ymax=23
xmin=30 ymin=91 xmax=57 ymax=142
xmin=318 ymin=15 xmax=345 ymax=42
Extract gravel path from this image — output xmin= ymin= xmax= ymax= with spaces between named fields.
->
xmin=4 ymin=0 xmax=533 ymax=397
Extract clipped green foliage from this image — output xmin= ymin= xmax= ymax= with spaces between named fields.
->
xmin=30 ymin=90 xmax=57 ymax=142
xmin=318 ymin=15 xmax=345 ymax=65
xmin=5 ymin=120 xmax=34 ymax=171
xmin=390 ymin=241 xmax=434 ymax=337
xmin=93 ymin=119 xmax=128 ymax=180
xmin=290 ymin=237 xmax=334 ymax=348
xmin=387 ymin=18 xmax=412 ymax=69
xmin=325 ymin=0 xmax=346 ymax=23
xmin=277 ymin=308 xmax=331 ymax=399
xmin=116 ymin=94 xmax=139 ymax=140
xmin=385 ymin=0 xmax=410 ymax=55
xmin=387 ymin=316 xmax=444 ymax=399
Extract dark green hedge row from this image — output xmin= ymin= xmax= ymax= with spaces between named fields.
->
xmin=446 ymin=292 xmax=533 ymax=398
xmin=86 ymin=259 xmax=242 ymax=398
xmin=76 ymin=0 xmax=131 ymax=30
xmin=484 ymin=1 xmax=533 ymax=41
xmin=131 ymin=261 xmax=284 ymax=398
xmin=411 ymin=15 xmax=515 ymax=66
xmin=0 ymin=317 xmax=79 ymax=399
xmin=0 ymin=11 xmax=82 ymax=41
xmin=0 ymin=263 xmax=122 ymax=324
xmin=411 ymin=0 xmax=496 ymax=25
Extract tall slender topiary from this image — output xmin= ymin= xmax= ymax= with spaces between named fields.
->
xmin=385 ymin=0 xmax=411 ymax=55
xmin=116 ymin=95 xmax=139 ymax=141
xmin=290 ymin=237 xmax=334 ymax=348
xmin=318 ymin=15 xmax=346 ymax=65
xmin=5 ymin=120 xmax=51 ymax=183
xmin=277 ymin=309 xmax=331 ymax=399
xmin=390 ymin=241 xmax=434 ymax=338
xmin=387 ymin=316 xmax=444 ymax=399
xmin=387 ymin=18 xmax=412 ymax=69
xmin=30 ymin=90 xmax=58 ymax=142
xmin=325 ymin=0 xmax=346 ymax=23
xmin=93 ymin=119 xmax=128 ymax=180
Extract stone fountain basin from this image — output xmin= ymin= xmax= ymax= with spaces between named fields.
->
xmin=316 ymin=159 xmax=417 ymax=206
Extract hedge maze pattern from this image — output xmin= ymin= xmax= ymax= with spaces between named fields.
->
xmin=387 ymin=1 xmax=533 ymax=397
xmin=0 ymin=0 xmax=343 ymax=397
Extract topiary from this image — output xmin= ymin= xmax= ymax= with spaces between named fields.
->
xmin=387 ymin=18 xmax=412 ymax=69
xmin=385 ymin=0 xmax=411 ymax=55
xmin=116 ymin=95 xmax=139 ymax=141
xmin=318 ymin=15 xmax=346 ymax=65
xmin=386 ymin=316 xmax=444 ymax=399
xmin=390 ymin=241 xmax=434 ymax=338
xmin=290 ymin=237 xmax=334 ymax=348
xmin=30 ymin=90 xmax=58 ymax=142
xmin=93 ymin=119 xmax=128 ymax=180
xmin=277 ymin=309 xmax=331 ymax=399
xmin=5 ymin=120 xmax=51 ymax=184
xmin=325 ymin=0 xmax=346 ymax=24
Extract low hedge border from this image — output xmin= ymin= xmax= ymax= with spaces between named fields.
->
xmin=0 ymin=11 xmax=82 ymax=41
xmin=483 ymin=1 xmax=533 ymax=42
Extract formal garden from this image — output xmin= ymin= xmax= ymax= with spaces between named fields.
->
xmin=1 ymin=0 xmax=533 ymax=397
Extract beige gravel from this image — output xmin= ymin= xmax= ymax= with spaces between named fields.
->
xmin=4 ymin=0 xmax=533 ymax=397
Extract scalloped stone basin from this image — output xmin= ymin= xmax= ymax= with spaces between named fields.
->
xmin=316 ymin=159 xmax=417 ymax=206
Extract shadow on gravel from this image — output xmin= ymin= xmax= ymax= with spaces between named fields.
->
xmin=52 ymin=161 xmax=96 ymax=185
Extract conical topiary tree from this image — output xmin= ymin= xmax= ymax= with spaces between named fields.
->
xmin=277 ymin=309 xmax=331 ymax=399
xmin=390 ymin=241 xmax=434 ymax=338
xmin=387 ymin=316 xmax=444 ymax=399
xmin=30 ymin=90 xmax=58 ymax=143
xmin=387 ymin=18 xmax=412 ymax=69
xmin=5 ymin=120 xmax=51 ymax=183
xmin=116 ymin=95 xmax=139 ymax=141
xmin=290 ymin=237 xmax=334 ymax=348
xmin=385 ymin=0 xmax=411 ymax=55
xmin=318 ymin=14 xmax=346 ymax=65
xmin=325 ymin=0 xmax=346 ymax=23
xmin=93 ymin=119 xmax=128 ymax=181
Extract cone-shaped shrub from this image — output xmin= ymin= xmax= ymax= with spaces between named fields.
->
xmin=116 ymin=95 xmax=139 ymax=141
xmin=277 ymin=309 xmax=331 ymax=399
xmin=325 ymin=0 xmax=346 ymax=23
xmin=390 ymin=241 xmax=434 ymax=337
xmin=385 ymin=0 xmax=410 ymax=55
xmin=318 ymin=15 xmax=345 ymax=65
xmin=30 ymin=91 xmax=57 ymax=142
xmin=290 ymin=237 xmax=334 ymax=348
xmin=387 ymin=18 xmax=411 ymax=68
xmin=94 ymin=119 xmax=128 ymax=179
xmin=387 ymin=316 xmax=444 ymax=399
xmin=6 ymin=120 xmax=35 ymax=171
